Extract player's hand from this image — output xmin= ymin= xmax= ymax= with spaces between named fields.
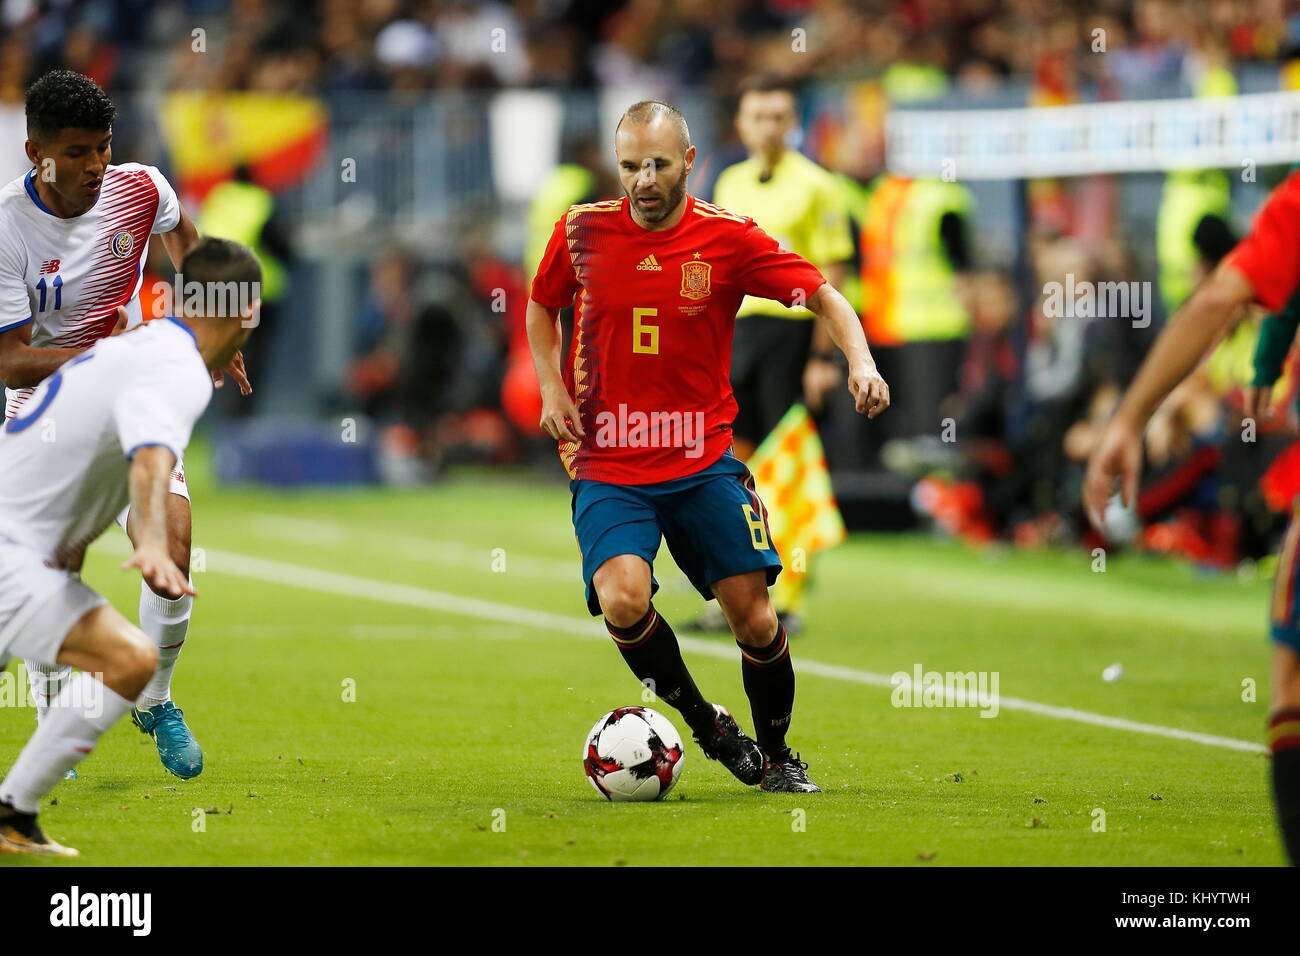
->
xmin=1082 ymin=418 xmax=1142 ymax=532
xmin=1242 ymin=384 xmax=1274 ymax=422
xmin=539 ymin=384 xmax=585 ymax=443
xmin=122 ymin=544 xmax=195 ymax=600
xmin=847 ymin=361 xmax=890 ymax=418
xmin=803 ymin=357 xmax=841 ymax=413
xmin=108 ymin=305 xmax=130 ymax=336
xmin=213 ymin=351 xmax=253 ymax=396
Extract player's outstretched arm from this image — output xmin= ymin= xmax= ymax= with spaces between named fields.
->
xmin=526 ymin=298 xmax=584 ymax=442
xmin=803 ymin=262 xmax=850 ymax=412
xmin=121 ymin=445 xmax=194 ymax=599
xmin=159 ymin=205 xmax=200 ymax=272
xmin=1083 ymin=262 xmax=1255 ymax=527
xmin=0 ymin=320 xmax=85 ymax=389
xmin=806 ymin=282 xmax=890 ymax=419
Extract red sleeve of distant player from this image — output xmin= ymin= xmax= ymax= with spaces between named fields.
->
xmin=734 ymin=217 xmax=827 ymax=306
xmin=1225 ymin=173 xmax=1300 ymax=312
xmin=529 ymin=215 xmax=578 ymax=308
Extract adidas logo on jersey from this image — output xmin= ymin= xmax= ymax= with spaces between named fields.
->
xmin=636 ymin=254 xmax=663 ymax=272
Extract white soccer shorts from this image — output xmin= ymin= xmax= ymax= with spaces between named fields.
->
xmin=0 ymin=539 xmax=107 ymax=669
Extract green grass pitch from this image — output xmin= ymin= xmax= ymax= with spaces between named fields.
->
xmin=0 ymin=441 xmax=1286 ymax=866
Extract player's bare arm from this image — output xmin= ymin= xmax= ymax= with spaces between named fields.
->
xmin=159 ymin=205 xmax=199 ymax=270
xmin=121 ymin=445 xmax=194 ymax=600
xmin=806 ymin=281 xmax=890 ymax=418
xmin=803 ymin=260 xmax=850 ymax=411
xmin=1082 ymin=262 xmax=1255 ymax=527
xmin=0 ymin=320 xmax=84 ymax=388
xmin=526 ymin=298 xmax=585 ymax=443
xmin=0 ymin=303 xmax=137 ymax=389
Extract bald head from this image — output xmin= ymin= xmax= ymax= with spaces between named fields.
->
xmin=616 ymin=100 xmax=691 ymax=155
xmin=614 ymin=100 xmax=696 ymax=229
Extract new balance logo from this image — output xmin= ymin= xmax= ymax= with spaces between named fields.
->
xmin=38 ymin=259 xmax=60 ymax=274
xmin=636 ymin=254 xmax=663 ymax=272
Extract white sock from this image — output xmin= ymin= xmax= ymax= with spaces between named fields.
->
xmin=136 ymin=581 xmax=192 ymax=710
xmin=1 ymin=672 xmax=133 ymax=814
xmin=25 ymin=661 xmax=72 ymax=725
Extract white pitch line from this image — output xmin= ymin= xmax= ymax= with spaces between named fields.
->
xmin=250 ymin=513 xmax=577 ymax=581
xmin=203 ymin=548 xmax=1267 ymax=755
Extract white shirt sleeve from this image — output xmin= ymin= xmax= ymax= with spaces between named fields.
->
xmin=0 ymin=226 xmax=31 ymax=333
xmin=146 ymin=166 xmax=182 ymax=235
xmin=112 ymin=348 xmax=210 ymax=460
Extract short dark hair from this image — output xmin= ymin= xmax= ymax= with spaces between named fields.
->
xmin=181 ymin=238 xmax=263 ymax=317
xmin=617 ymin=100 xmax=691 ymax=152
xmin=25 ymin=70 xmax=116 ymax=142
xmin=737 ymin=73 xmax=799 ymax=102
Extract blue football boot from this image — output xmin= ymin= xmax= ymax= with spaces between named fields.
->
xmin=131 ymin=702 xmax=203 ymax=779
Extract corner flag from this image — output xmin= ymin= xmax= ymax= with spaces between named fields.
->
xmin=747 ymin=404 xmax=846 ymax=584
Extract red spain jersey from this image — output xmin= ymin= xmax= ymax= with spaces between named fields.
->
xmin=530 ymin=194 xmax=826 ymax=484
xmin=1225 ymin=171 xmax=1300 ymax=312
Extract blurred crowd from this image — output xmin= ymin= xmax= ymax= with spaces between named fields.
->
xmin=2 ymin=0 xmax=1299 ymax=98
xmin=3 ymin=0 xmax=1300 ymax=563
xmin=902 ymin=209 xmax=1290 ymax=569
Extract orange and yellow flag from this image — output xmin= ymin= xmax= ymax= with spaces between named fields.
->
xmin=747 ymin=404 xmax=846 ymax=586
xmin=160 ymin=92 xmax=328 ymax=201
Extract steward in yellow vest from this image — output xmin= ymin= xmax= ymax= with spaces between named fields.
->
xmin=712 ymin=76 xmax=855 ymax=460
xmin=199 ymin=172 xmax=287 ymax=303
xmin=859 ymin=173 xmax=973 ymax=442
xmin=704 ymin=75 xmax=856 ymax=635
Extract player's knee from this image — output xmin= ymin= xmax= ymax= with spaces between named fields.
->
xmin=599 ymin=585 xmax=651 ymax=628
xmin=731 ymin=603 xmax=778 ymax=647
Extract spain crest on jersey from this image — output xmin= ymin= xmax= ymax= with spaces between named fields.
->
xmin=680 ymin=259 xmax=711 ymax=300
xmin=110 ymin=231 xmax=134 ymax=259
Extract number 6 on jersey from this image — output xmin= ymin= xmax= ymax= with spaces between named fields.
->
xmin=632 ymin=307 xmax=659 ymax=354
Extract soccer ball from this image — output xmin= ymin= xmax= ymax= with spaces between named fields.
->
xmin=583 ymin=706 xmax=685 ymax=801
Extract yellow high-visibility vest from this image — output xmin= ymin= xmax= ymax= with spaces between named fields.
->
xmin=199 ymin=181 xmax=286 ymax=302
xmin=861 ymin=175 xmax=972 ymax=345
xmin=832 ymin=172 xmax=871 ymax=313
xmin=525 ymin=164 xmax=596 ymax=281
xmin=1157 ymin=65 xmax=1237 ymax=313
xmin=1157 ymin=169 xmax=1231 ymax=313
xmin=713 ymin=149 xmax=853 ymax=320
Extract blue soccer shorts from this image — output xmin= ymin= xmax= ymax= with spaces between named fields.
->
xmin=570 ymin=451 xmax=782 ymax=617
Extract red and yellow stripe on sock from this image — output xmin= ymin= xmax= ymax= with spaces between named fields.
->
xmin=737 ymin=625 xmax=790 ymax=667
xmin=1270 ymin=708 xmax=1300 ymax=754
xmin=606 ymin=608 xmax=659 ymax=649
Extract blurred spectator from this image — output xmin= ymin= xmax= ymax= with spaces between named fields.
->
xmin=349 ymin=247 xmax=419 ymax=423
xmin=859 ymin=172 xmax=975 ymax=446
xmin=198 ymin=164 xmax=291 ymax=415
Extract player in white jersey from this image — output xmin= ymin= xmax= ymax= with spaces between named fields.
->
xmin=0 ymin=71 xmax=251 ymax=780
xmin=0 ymin=236 xmax=258 ymax=855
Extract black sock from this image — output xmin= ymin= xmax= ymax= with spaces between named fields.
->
xmin=1270 ymin=708 xmax=1300 ymax=866
xmin=738 ymin=625 xmax=794 ymax=755
xmin=0 ymin=799 xmax=37 ymax=836
xmin=606 ymin=605 xmax=713 ymax=735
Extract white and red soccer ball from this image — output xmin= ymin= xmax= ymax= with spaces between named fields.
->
xmin=583 ymin=706 xmax=684 ymax=801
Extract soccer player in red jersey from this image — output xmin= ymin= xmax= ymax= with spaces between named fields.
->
xmin=1085 ymin=170 xmax=1300 ymax=863
xmin=527 ymin=101 xmax=889 ymax=792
